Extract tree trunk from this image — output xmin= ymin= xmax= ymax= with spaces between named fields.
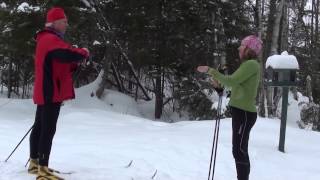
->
xmin=306 ymin=75 xmax=313 ymax=102
xmin=264 ymin=0 xmax=277 ymax=59
xmin=270 ymin=0 xmax=285 ymax=55
xmin=111 ymin=62 xmax=124 ymax=92
xmin=311 ymin=0 xmax=315 ymax=52
xmin=155 ymin=66 xmax=163 ymax=119
xmin=280 ymin=1 xmax=289 ymax=52
xmin=22 ymin=84 xmax=25 ymax=99
xmin=291 ymin=87 xmax=298 ymax=101
xmin=128 ymin=71 xmax=133 ymax=92
xmin=96 ymin=48 xmax=112 ymax=99
xmin=261 ymin=0 xmax=278 ymax=117
xmin=272 ymin=87 xmax=281 ymax=117
xmin=0 ymin=67 xmax=3 ymax=94
xmin=213 ymin=8 xmax=226 ymax=67
xmin=16 ymin=64 xmax=20 ymax=97
xmin=257 ymin=0 xmax=266 ymax=117
xmin=265 ymin=0 xmax=285 ymax=117
xmin=7 ymin=58 xmax=12 ymax=98
xmin=291 ymin=0 xmax=306 ymax=54
xmin=154 ymin=0 xmax=167 ymax=119
xmin=315 ymin=0 xmax=319 ymax=51
xmin=135 ymin=69 xmax=140 ymax=101
xmin=272 ymin=0 xmax=289 ymax=117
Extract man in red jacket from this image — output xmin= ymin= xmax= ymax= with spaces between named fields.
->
xmin=28 ymin=7 xmax=89 ymax=180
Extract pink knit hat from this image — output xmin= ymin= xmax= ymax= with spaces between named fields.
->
xmin=241 ymin=35 xmax=263 ymax=55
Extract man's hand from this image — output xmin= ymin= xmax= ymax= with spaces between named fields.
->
xmin=80 ymin=48 xmax=90 ymax=65
xmin=82 ymin=48 xmax=90 ymax=55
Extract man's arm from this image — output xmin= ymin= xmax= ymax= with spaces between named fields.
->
xmin=47 ymin=36 xmax=89 ymax=63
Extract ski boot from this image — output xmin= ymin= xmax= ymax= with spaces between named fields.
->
xmin=27 ymin=158 xmax=39 ymax=175
xmin=36 ymin=166 xmax=64 ymax=180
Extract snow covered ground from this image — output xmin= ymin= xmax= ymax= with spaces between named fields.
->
xmin=0 ymin=80 xmax=319 ymax=180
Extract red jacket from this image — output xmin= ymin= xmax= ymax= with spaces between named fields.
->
xmin=33 ymin=28 xmax=89 ymax=105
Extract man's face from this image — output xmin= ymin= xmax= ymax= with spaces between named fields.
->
xmin=52 ymin=18 xmax=68 ymax=34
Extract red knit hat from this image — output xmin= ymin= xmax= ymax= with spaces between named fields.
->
xmin=46 ymin=7 xmax=67 ymax=23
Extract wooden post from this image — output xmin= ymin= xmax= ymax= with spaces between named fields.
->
xmin=278 ymin=86 xmax=289 ymax=152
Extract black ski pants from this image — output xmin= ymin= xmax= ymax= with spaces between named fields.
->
xmin=29 ymin=102 xmax=61 ymax=166
xmin=231 ymin=106 xmax=257 ymax=180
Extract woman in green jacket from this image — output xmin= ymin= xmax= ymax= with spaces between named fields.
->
xmin=197 ymin=35 xmax=262 ymax=180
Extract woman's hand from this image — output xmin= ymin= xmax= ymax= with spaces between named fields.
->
xmin=211 ymin=78 xmax=224 ymax=95
xmin=197 ymin=66 xmax=209 ymax=73
xmin=211 ymin=79 xmax=220 ymax=88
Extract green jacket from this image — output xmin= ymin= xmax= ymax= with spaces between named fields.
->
xmin=208 ymin=60 xmax=260 ymax=112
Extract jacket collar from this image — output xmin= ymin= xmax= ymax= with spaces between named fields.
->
xmin=35 ymin=27 xmax=65 ymax=40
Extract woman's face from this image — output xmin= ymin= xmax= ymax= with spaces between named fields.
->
xmin=238 ymin=44 xmax=246 ymax=60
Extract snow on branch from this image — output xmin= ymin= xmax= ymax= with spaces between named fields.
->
xmin=79 ymin=0 xmax=96 ymax=12
xmin=80 ymin=0 xmax=91 ymax=8
xmin=17 ymin=2 xmax=40 ymax=13
xmin=0 ymin=2 xmax=7 ymax=8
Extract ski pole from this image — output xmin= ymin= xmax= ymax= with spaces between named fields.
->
xmin=211 ymin=94 xmax=223 ymax=180
xmin=5 ymin=125 xmax=33 ymax=162
xmin=208 ymin=93 xmax=223 ymax=180
xmin=207 ymin=64 xmax=227 ymax=180
xmin=25 ymin=158 xmax=30 ymax=167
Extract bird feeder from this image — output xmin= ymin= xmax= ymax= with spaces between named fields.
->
xmin=265 ymin=51 xmax=299 ymax=153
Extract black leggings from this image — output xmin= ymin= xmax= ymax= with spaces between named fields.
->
xmin=231 ymin=107 xmax=257 ymax=180
xmin=29 ymin=103 xmax=61 ymax=166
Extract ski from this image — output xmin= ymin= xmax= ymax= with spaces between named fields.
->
xmin=48 ymin=168 xmax=75 ymax=175
xmin=124 ymin=160 xmax=158 ymax=179
xmin=151 ymin=169 xmax=157 ymax=179
xmin=125 ymin=160 xmax=133 ymax=168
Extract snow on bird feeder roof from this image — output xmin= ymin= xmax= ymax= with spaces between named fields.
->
xmin=266 ymin=51 xmax=299 ymax=70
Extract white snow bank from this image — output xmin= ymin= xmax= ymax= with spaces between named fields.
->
xmin=0 ymin=74 xmax=319 ymax=180
xmin=0 ymin=96 xmax=319 ymax=180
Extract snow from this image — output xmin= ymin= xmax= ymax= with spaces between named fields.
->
xmin=79 ymin=0 xmax=97 ymax=12
xmin=2 ymin=27 xmax=12 ymax=33
xmin=266 ymin=51 xmax=299 ymax=69
xmin=0 ymin=80 xmax=320 ymax=180
xmin=0 ymin=2 xmax=6 ymax=8
xmin=306 ymin=0 xmax=312 ymax=11
xmin=80 ymin=0 xmax=91 ymax=8
xmin=93 ymin=40 xmax=102 ymax=45
xmin=277 ymin=91 xmax=309 ymax=127
xmin=16 ymin=2 xmax=40 ymax=13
